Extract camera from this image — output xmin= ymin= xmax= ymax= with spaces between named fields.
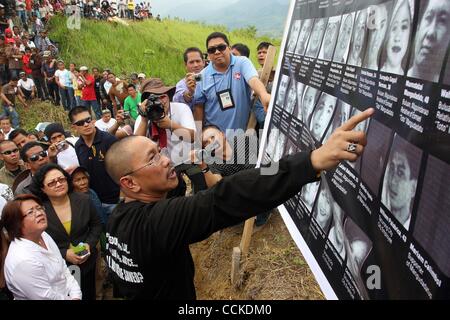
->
xmin=73 ymin=243 xmax=88 ymax=257
xmin=139 ymin=94 xmax=165 ymax=121
xmin=56 ymin=141 xmax=67 ymax=152
xmin=193 ymin=73 xmax=202 ymax=82
xmin=123 ymin=111 xmax=130 ymax=119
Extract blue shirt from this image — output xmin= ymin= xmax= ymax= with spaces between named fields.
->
xmin=173 ymin=78 xmax=194 ymax=110
xmin=193 ymin=55 xmax=258 ymax=131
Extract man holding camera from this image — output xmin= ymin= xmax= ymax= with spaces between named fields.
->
xmin=134 ymin=78 xmax=196 ymax=166
xmin=43 ymin=122 xmax=80 ymax=171
xmin=173 ymin=47 xmax=205 ymax=110
xmin=193 ymin=32 xmax=271 ymax=132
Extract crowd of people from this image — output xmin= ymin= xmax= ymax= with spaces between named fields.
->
xmin=0 ymin=1 xmax=374 ymax=301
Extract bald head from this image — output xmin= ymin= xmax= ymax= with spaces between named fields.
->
xmin=105 ymin=136 xmax=154 ymax=183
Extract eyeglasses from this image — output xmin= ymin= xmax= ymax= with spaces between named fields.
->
xmin=73 ymin=117 xmax=93 ymax=127
xmin=123 ymin=148 xmax=169 ymax=177
xmin=29 ymin=150 xmax=48 ymax=162
xmin=23 ymin=205 xmax=46 ymax=218
xmin=207 ymin=44 xmax=228 ymax=54
xmin=1 ymin=148 xmax=19 ymax=155
xmin=46 ymin=176 xmax=67 ymax=188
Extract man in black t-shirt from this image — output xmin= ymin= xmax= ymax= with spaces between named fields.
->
xmin=103 ymin=109 xmax=374 ymax=299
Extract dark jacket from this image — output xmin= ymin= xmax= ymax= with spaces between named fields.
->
xmin=44 ymin=192 xmax=102 ymax=271
xmin=106 ymin=152 xmax=318 ymax=299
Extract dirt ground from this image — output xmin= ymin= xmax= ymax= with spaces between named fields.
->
xmin=190 ymin=211 xmax=325 ymax=300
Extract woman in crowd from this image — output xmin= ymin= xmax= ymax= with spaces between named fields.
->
xmin=380 ymin=0 xmax=412 ymax=75
xmin=1 ymin=194 xmax=82 ymax=300
xmin=29 ymin=163 xmax=102 ymax=300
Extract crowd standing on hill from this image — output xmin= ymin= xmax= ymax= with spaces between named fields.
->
xmin=0 ymin=2 xmax=373 ymax=301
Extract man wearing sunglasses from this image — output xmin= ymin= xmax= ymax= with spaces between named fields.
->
xmin=193 ymin=32 xmax=271 ymax=132
xmin=69 ymin=106 xmax=120 ymax=218
xmin=14 ymin=141 xmax=51 ymax=195
xmin=0 ymin=140 xmax=25 ymax=187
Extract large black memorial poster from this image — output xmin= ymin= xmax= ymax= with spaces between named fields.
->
xmin=262 ymin=0 xmax=450 ymax=299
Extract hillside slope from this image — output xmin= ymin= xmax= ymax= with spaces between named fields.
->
xmin=48 ymin=17 xmax=279 ymax=85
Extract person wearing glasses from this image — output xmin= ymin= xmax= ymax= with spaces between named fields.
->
xmin=103 ymin=108 xmax=374 ymax=299
xmin=29 ymin=163 xmax=102 ymax=300
xmin=193 ymin=32 xmax=271 ymax=132
xmin=14 ymin=141 xmax=53 ymax=196
xmin=1 ymin=194 xmax=82 ymax=300
xmin=69 ymin=106 xmax=119 ymax=219
xmin=0 ymin=140 xmax=25 ymax=187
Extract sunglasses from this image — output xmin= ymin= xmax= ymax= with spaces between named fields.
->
xmin=207 ymin=44 xmax=228 ymax=54
xmin=2 ymin=148 xmax=19 ymax=155
xmin=73 ymin=117 xmax=93 ymax=127
xmin=29 ymin=150 xmax=48 ymax=162
xmin=46 ymin=176 xmax=67 ymax=188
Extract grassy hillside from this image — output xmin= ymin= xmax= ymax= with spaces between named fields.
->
xmin=48 ymin=17 xmax=280 ymax=85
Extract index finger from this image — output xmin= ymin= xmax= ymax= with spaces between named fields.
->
xmin=339 ymin=108 xmax=375 ymax=132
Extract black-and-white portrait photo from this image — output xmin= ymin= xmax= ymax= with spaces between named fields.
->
xmin=319 ymin=16 xmax=342 ymax=61
xmin=265 ymin=127 xmax=279 ymax=160
xmin=360 ymin=120 xmax=392 ymax=196
xmin=276 ymin=75 xmax=290 ymax=106
xmin=295 ymin=18 xmax=314 ymax=56
xmin=323 ymin=100 xmax=352 ymax=143
xmin=297 ymin=85 xmax=319 ymax=126
xmin=306 ymin=18 xmax=328 ymax=58
xmin=273 ymin=131 xmax=287 ymax=162
xmin=309 ymin=93 xmax=337 ymax=142
xmin=347 ymin=8 xmax=368 ymax=67
xmin=344 ymin=217 xmax=372 ymax=300
xmin=363 ymin=2 xmax=393 ymax=70
xmin=284 ymin=78 xmax=298 ymax=114
xmin=346 ymin=108 xmax=370 ymax=172
xmin=312 ymin=178 xmax=334 ymax=233
xmin=414 ymin=156 xmax=450 ymax=277
xmin=380 ymin=0 xmax=414 ymax=76
xmin=328 ymin=203 xmax=347 ymax=261
xmin=287 ymin=20 xmax=302 ymax=53
xmin=333 ymin=12 xmax=355 ymax=63
xmin=381 ymin=135 xmax=422 ymax=231
xmin=293 ymin=82 xmax=305 ymax=117
xmin=407 ymin=0 xmax=450 ymax=82
xmin=300 ymin=181 xmax=320 ymax=213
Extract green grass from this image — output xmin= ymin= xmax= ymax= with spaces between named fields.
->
xmin=47 ymin=16 xmax=280 ymax=85
xmin=17 ymin=101 xmax=70 ymax=132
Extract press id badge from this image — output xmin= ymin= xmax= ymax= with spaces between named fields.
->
xmin=217 ymin=89 xmax=235 ymax=110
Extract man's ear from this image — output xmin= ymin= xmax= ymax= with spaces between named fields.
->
xmin=120 ymin=176 xmax=141 ymax=193
xmin=24 ymin=161 xmax=31 ymax=170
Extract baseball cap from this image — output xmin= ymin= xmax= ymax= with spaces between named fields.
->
xmin=138 ymin=73 xmax=146 ymax=79
xmin=80 ymin=66 xmax=88 ymax=71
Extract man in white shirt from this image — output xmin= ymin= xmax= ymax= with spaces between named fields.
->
xmin=17 ymin=71 xmax=36 ymax=100
xmin=95 ymin=109 xmax=117 ymax=132
xmin=0 ymin=116 xmax=13 ymax=140
xmin=134 ymin=78 xmax=196 ymax=166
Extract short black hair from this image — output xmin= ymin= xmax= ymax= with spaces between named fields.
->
xmin=183 ymin=47 xmax=203 ymax=64
xmin=257 ymin=42 xmax=273 ymax=51
xmin=0 ymin=140 xmax=17 ymax=152
xmin=206 ymin=32 xmax=229 ymax=48
xmin=30 ymin=163 xmax=73 ymax=201
xmin=10 ymin=76 xmax=19 ymax=82
xmin=68 ymin=106 xmax=90 ymax=123
xmin=231 ymin=43 xmax=250 ymax=58
xmin=127 ymin=84 xmax=136 ymax=90
xmin=0 ymin=116 xmax=10 ymax=123
xmin=20 ymin=141 xmax=44 ymax=162
xmin=9 ymin=129 xmax=28 ymax=142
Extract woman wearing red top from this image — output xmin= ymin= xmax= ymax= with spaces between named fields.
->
xmin=22 ymin=47 xmax=32 ymax=75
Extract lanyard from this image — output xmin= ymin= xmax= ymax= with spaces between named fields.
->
xmin=212 ymin=65 xmax=234 ymax=95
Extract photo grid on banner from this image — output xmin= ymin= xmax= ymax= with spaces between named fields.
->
xmin=261 ymin=0 xmax=450 ymax=299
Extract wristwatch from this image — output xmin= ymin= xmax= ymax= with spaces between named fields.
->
xmin=201 ymin=166 xmax=210 ymax=174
